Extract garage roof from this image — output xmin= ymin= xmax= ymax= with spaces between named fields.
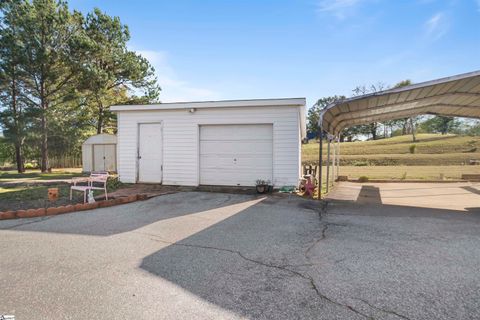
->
xmin=319 ymin=70 xmax=480 ymax=135
xmin=110 ymin=98 xmax=305 ymax=111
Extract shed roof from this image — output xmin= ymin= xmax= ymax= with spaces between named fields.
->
xmin=83 ymin=133 xmax=117 ymax=145
xmin=319 ymin=70 xmax=480 ymax=135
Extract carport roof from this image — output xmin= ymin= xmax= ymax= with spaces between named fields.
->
xmin=319 ymin=70 xmax=480 ymax=135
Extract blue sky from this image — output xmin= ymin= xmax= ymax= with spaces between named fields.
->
xmin=69 ymin=0 xmax=480 ymax=107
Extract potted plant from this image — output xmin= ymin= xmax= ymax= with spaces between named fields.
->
xmin=255 ymin=179 xmax=270 ymax=194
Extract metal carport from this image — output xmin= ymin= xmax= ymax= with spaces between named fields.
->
xmin=317 ymin=70 xmax=480 ymax=199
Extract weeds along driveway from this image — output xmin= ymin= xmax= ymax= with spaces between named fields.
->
xmin=0 ymin=191 xmax=479 ymax=319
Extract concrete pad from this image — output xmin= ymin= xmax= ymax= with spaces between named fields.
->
xmin=327 ymin=182 xmax=480 ymax=211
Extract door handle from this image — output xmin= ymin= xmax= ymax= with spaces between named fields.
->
xmin=138 ymin=156 xmax=142 ymax=159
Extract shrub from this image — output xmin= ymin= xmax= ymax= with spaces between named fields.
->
xmin=409 ymin=144 xmax=417 ymax=154
xmin=401 ymin=172 xmax=407 ymax=180
xmin=255 ymin=179 xmax=270 ymax=186
xmin=358 ymin=176 xmax=369 ymax=182
xmin=107 ymin=176 xmax=123 ymax=191
xmin=352 ymin=160 xmax=369 ymax=167
xmin=24 ymin=162 xmax=37 ymax=169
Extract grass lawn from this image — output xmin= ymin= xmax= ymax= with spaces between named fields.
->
xmin=0 ymin=168 xmax=84 ymax=182
xmin=302 ymin=134 xmax=480 ymax=181
xmin=0 ymin=184 xmax=81 ymax=211
xmin=302 ymin=134 xmax=480 ymax=166
xmin=335 ymin=165 xmax=480 ymax=180
xmin=0 ymin=169 xmax=126 ymax=211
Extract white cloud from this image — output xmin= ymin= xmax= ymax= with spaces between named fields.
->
xmin=424 ymin=12 xmax=449 ymax=41
xmin=135 ymin=49 xmax=220 ymax=102
xmin=317 ymin=0 xmax=363 ymax=19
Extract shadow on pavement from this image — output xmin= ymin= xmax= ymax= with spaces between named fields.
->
xmin=0 ymin=192 xmax=256 ymax=236
xmin=356 ymin=186 xmax=382 ymax=204
xmin=139 ymin=196 xmax=331 ymax=320
xmin=462 ymin=186 xmax=480 ymax=196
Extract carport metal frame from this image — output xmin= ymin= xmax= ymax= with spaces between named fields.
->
xmin=316 ymin=70 xmax=480 ymax=199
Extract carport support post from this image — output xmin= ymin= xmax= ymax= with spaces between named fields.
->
xmin=332 ymin=136 xmax=336 ymax=186
xmin=318 ymin=129 xmax=323 ymax=200
xmin=326 ymin=137 xmax=331 ymax=193
xmin=336 ymin=136 xmax=340 ymax=179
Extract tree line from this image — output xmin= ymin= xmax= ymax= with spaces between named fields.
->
xmin=307 ymin=80 xmax=474 ymax=142
xmin=0 ymin=0 xmax=160 ymax=173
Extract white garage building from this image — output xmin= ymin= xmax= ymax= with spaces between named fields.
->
xmin=110 ymin=98 xmax=306 ymax=187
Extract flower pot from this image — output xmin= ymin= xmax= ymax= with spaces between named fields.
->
xmin=256 ymin=184 xmax=268 ymax=194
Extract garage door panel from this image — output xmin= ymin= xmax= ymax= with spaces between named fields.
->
xmin=200 ymin=156 xmax=272 ymax=167
xmin=201 ymin=124 xmax=273 ymax=140
xmin=200 ymin=124 xmax=273 ymax=186
xmin=200 ymin=141 xmax=272 ymax=154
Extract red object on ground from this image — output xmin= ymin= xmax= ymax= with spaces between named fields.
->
xmin=305 ymin=176 xmax=316 ymax=197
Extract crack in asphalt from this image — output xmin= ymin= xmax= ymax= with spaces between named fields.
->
xmin=0 ymin=216 xmax=53 ymax=230
xmin=356 ymin=298 xmax=411 ymax=320
xmin=141 ymin=232 xmax=373 ymax=319
xmin=305 ymin=223 xmax=329 ymax=258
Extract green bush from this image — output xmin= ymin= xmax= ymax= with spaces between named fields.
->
xmin=107 ymin=176 xmax=123 ymax=191
xmin=409 ymin=144 xmax=417 ymax=154
xmin=358 ymin=176 xmax=369 ymax=182
xmin=352 ymin=160 xmax=369 ymax=166
xmin=24 ymin=162 xmax=37 ymax=169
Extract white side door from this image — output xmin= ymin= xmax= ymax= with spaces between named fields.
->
xmin=138 ymin=123 xmax=163 ymax=183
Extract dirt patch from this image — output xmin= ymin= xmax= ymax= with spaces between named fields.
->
xmin=0 ymin=184 xmax=87 ymax=211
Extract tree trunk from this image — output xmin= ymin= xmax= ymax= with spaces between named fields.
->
xmin=410 ymin=118 xmax=416 ymax=142
xmin=15 ymin=142 xmax=25 ymax=173
xmin=371 ymin=123 xmax=377 ymax=140
xmin=97 ymin=107 xmax=103 ymax=134
xmin=10 ymin=69 xmax=25 ymax=173
xmin=40 ymin=111 xmax=48 ymax=172
xmin=40 ymin=80 xmax=48 ymax=172
xmin=96 ymin=99 xmax=104 ymax=134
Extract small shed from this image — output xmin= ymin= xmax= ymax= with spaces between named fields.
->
xmin=110 ymin=98 xmax=306 ymax=187
xmin=82 ymin=133 xmax=117 ymax=172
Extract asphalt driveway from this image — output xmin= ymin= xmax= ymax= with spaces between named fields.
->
xmin=1 ymin=190 xmax=479 ymax=319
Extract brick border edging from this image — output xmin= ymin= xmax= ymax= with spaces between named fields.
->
xmin=0 ymin=194 xmax=149 ymax=220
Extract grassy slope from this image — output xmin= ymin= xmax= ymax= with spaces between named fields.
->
xmin=302 ymin=134 xmax=480 ymax=179
xmin=302 ymin=134 xmax=480 ymax=165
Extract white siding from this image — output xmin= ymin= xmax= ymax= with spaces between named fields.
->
xmin=82 ymin=144 xmax=92 ymax=172
xmin=116 ymin=105 xmax=302 ymax=186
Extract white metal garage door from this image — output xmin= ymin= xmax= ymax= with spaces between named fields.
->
xmin=200 ymin=124 xmax=273 ymax=186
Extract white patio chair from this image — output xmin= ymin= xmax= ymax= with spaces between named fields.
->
xmin=70 ymin=176 xmax=92 ymax=203
xmin=88 ymin=172 xmax=109 ymax=200
xmin=70 ymin=172 xmax=109 ymax=203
